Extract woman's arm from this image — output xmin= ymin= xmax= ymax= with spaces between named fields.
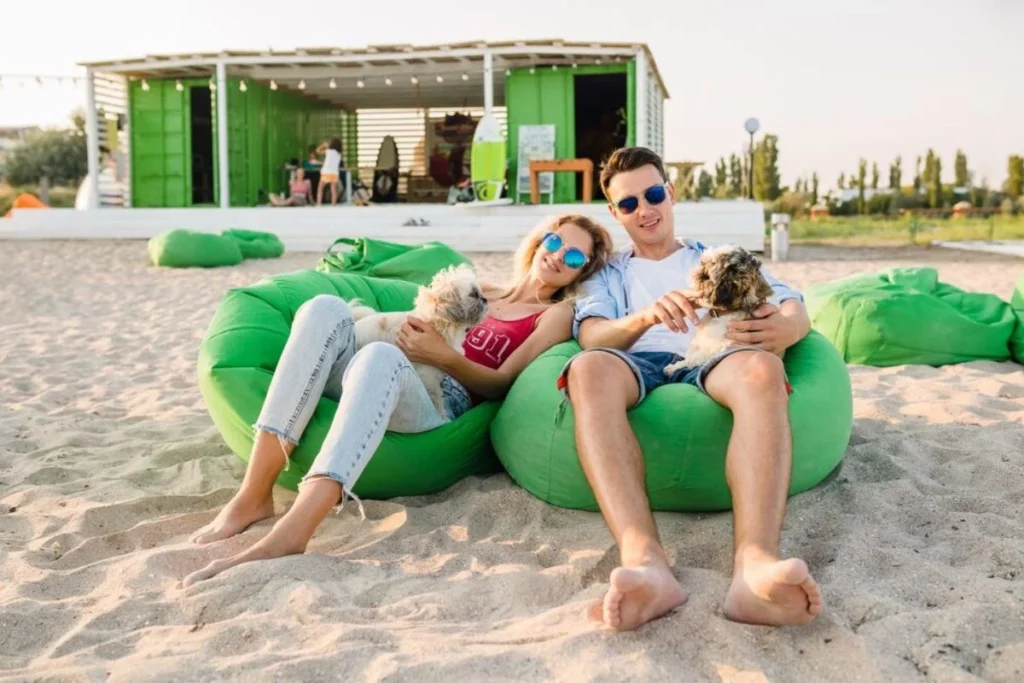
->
xmin=396 ymin=303 xmax=575 ymax=400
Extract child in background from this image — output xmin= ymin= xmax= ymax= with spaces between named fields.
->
xmin=316 ymin=138 xmax=344 ymax=206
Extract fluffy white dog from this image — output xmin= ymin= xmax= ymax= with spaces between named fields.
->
xmin=347 ymin=263 xmax=488 ymax=414
xmin=664 ymin=245 xmax=775 ymax=374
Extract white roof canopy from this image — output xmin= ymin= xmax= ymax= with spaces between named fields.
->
xmin=79 ymin=40 xmax=668 ymax=110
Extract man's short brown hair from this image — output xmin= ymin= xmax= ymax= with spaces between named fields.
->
xmin=599 ymin=146 xmax=668 ymax=200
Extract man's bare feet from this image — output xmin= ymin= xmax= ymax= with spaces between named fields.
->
xmin=189 ymin=493 xmax=276 ymax=545
xmin=722 ymin=555 xmax=823 ymax=626
xmin=182 ymin=527 xmax=307 ymax=587
xmin=589 ymin=561 xmax=688 ymax=631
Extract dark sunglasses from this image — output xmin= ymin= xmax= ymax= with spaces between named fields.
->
xmin=615 ymin=183 xmax=668 ymax=215
xmin=541 ymin=232 xmax=589 ymax=269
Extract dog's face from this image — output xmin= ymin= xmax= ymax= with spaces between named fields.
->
xmin=690 ymin=245 xmax=774 ymax=312
xmin=414 ymin=263 xmax=488 ymax=328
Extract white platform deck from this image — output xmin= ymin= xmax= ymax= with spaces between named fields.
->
xmin=934 ymin=240 xmax=1024 ymax=258
xmin=1 ymin=200 xmax=767 ymax=253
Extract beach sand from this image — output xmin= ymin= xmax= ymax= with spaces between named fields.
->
xmin=1 ymin=241 xmax=1022 ymax=682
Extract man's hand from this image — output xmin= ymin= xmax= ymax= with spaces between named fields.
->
xmin=395 ymin=316 xmax=458 ymax=366
xmin=725 ymin=303 xmax=802 ymax=356
xmin=643 ymin=290 xmax=700 ymax=333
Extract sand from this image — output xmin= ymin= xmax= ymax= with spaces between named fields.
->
xmin=1 ymin=241 xmax=1022 ymax=682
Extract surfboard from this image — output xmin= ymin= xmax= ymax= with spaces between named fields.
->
xmin=470 ymin=112 xmax=506 ymax=202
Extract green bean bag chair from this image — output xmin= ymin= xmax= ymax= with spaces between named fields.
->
xmin=490 ymin=331 xmax=852 ymax=512
xmin=1011 ymin=273 xmax=1024 ymax=364
xmin=316 ymin=237 xmax=472 ymax=286
xmin=222 ymin=229 xmax=285 ymax=259
xmin=148 ymin=229 xmax=243 ymax=268
xmin=806 ymin=267 xmax=1017 ymax=367
xmin=198 ymin=269 xmax=501 ymax=495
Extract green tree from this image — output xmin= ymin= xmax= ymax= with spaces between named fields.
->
xmin=871 ymin=162 xmax=880 ymax=190
xmin=811 ymin=172 xmax=819 ymax=205
xmin=929 ymin=156 xmax=943 ymax=209
xmin=794 ymin=178 xmax=804 ymax=194
xmin=728 ymin=154 xmax=743 ymax=197
xmin=837 ymin=172 xmax=846 ymax=190
xmin=1005 ymin=155 xmax=1024 ymax=198
xmin=954 ymin=149 xmax=970 ymax=188
xmin=889 ymin=156 xmax=902 ymax=190
xmin=696 ymin=169 xmax=714 ymax=199
xmin=714 ymin=158 xmax=728 ymax=195
xmin=752 ymin=134 xmax=782 ymax=201
xmin=3 ymin=126 xmax=88 ymax=186
xmin=857 ymin=159 xmax=868 ymax=214
xmin=913 ymin=155 xmax=922 ymax=193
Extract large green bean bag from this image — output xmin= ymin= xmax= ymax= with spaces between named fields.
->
xmin=806 ymin=267 xmax=1017 ymax=367
xmin=198 ymin=269 xmax=501 ymax=495
xmin=222 ymin=229 xmax=285 ymax=259
xmin=148 ymin=229 xmax=243 ymax=268
xmin=490 ymin=331 xmax=852 ymax=512
xmin=316 ymin=237 xmax=472 ymax=286
xmin=1011 ymin=273 xmax=1024 ymax=364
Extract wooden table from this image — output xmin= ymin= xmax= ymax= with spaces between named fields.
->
xmin=529 ymin=158 xmax=595 ymax=204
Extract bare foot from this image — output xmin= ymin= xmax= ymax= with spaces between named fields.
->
xmin=722 ymin=556 xmax=823 ymax=626
xmin=588 ymin=562 xmax=687 ymax=631
xmin=182 ymin=529 xmax=307 ymax=587
xmin=189 ymin=493 xmax=275 ymax=545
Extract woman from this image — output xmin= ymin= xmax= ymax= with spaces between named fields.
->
xmin=268 ymin=167 xmax=313 ymax=206
xmin=184 ymin=215 xmax=613 ymax=585
xmin=316 ymin=138 xmax=344 ymax=206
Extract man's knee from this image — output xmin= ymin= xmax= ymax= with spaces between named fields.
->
xmin=566 ymin=351 xmax=638 ymax=407
xmin=733 ymin=352 xmax=787 ymax=396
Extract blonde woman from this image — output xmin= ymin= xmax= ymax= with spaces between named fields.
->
xmin=184 ymin=215 xmax=613 ymax=585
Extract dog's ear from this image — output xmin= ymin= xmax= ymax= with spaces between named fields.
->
xmin=690 ymin=261 xmax=716 ymax=308
xmin=413 ymin=285 xmax=438 ymax=316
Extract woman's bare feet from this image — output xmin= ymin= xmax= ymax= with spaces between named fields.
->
xmin=182 ymin=525 xmax=308 ymax=587
xmin=589 ymin=560 xmax=688 ymax=631
xmin=189 ymin=493 xmax=276 ymax=545
xmin=722 ymin=554 xmax=823 ymax=626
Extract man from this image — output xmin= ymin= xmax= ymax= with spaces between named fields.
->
xmin=562 ymin=146 xmax=823 ymax=631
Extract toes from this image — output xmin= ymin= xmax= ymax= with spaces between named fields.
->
xmin=587 ymin=599 xmax=605 ymax=624
xmin=603 ymin=589 xmax=624 ymax=630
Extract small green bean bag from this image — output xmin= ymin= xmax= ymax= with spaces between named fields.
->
xmin=490 ymin=331 xmax=852 ymax=512
xmin=222 ymin=229 xmax=285 ymax=259
xmin=1011 ymin=273 xmax=1024 ymax=364
xmin=148 ymin=229 xmax=243 ymax=268
xmin=198 ymin=269 xmax=501 ymax=495
xmin=806 ymin=267 xmax=1017 ymax=367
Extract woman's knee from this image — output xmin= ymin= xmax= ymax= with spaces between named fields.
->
xmin=295 ymin=295 xmax=352 ymax=327
xmin=352 ymin=341 xmax=406 ymax=368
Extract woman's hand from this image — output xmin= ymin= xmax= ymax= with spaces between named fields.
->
xmin=396 ymin=316 xmax=459 ymax=367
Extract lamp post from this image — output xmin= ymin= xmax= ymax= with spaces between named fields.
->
xmin=744 ymin=117 xmax=760 ymax=200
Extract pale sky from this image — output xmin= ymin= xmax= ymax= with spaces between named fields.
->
xmin=1 ymin=0 xmax=1021 ymax=191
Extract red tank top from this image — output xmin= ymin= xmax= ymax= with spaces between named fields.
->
xmin=462 ymin=311 xmax=545 ymax=370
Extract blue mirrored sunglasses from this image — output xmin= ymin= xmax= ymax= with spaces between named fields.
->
xmin=615 ymin=183 xmax=668 ymax=214
xmin=541 ymin=232 xmax=589 ymax=269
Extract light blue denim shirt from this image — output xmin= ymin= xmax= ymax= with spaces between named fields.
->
xmin=571 ymin=239 xmax=805 ymax=340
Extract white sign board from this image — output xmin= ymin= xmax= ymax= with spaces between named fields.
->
xmin=516 ymin=124 xmax=556 ymax=201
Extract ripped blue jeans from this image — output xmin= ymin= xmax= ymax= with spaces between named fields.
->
xmin=254 ymin=295 xmax=471 ymax=510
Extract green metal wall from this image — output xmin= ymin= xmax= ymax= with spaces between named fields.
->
xmin=504 ymin=63 xmax=633 ymax=204
xmin=130 ymin=78 xmax=356 ymax=207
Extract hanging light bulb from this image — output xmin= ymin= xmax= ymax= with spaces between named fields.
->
xmin=298 ymin=79 xmax=306 ymax=90
xmin=270 ymin=79 xmax=278 ymax=90
xmin=141 ymin=79 xmax=150 ymax=92
xmin=436 ymin=75 xmax=444 ymax=83
xmin=410 ymin=76 xmax=418 ymax=85
xmin=552 ymin=64 xmax=559 ymax=71
xmin=504 ymin=69 xmax=511 ymax=76
xmin=385 ymin=77 xmax=393 ymax=86
xmin=209 ymin=78 xmax=216 ymax=91
xmin=329 ymin=78 xmax=337 ymax=89
xmin=239 ymin=79 xmax=247 ymax=92
xmin=356 ymin=79 xmax=365 ymax=88
xmin=571 ymin=62 xmax=578 ymax=69
xmin=529 ymin=67 xmax=536 ymax=74
xmin=175 ymin=79 xmax=183 ymax=92
xmin=461 ymin=73 xmax=469 ymax=81
xmin=595 ymin=58 xmax=602 ymax=65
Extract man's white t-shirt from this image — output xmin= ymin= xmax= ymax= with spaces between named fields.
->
xmin=625 ymin=249 xmax=698 ymax=356
xmin=624 ymin=245 xmax=800 ymax=356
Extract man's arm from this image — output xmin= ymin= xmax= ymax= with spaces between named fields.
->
xmin=578 ymin=290 xmax=701 ymax=351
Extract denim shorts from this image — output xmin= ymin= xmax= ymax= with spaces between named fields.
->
xmin=558 ymin=346 xmax=773 ymax=407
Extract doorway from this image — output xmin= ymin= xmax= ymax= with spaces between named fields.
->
xmin=189 ymin=86 xmax=215 ymax=205
xmin=573 ymin=73 xmax=628 ymax=201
